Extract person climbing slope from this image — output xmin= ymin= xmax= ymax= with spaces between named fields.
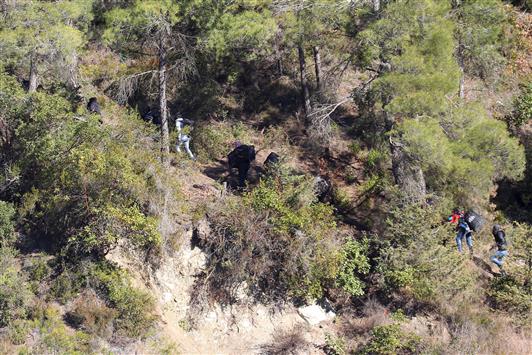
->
xmin=456 ymin=216 xmax=474 ymax=254
xmin=228 ymin=142 xmax=256 ymax=188
xmin=448 ymin=208 xmax=463 ymax=224
xmin=175 ymin=117 xmax=195 ymax=160
xmin=490 ymin=224 xmax=509 ymax=276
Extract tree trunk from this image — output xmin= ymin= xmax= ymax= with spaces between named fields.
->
xmin=298 ymin=44 xmax=312 ymax=121
xmin=454 ymin=1 xmax=464 ymax=98
xmin=313 ymin=46 xmax=322 ymax=92
xmin=159 ymin=38 xmax=170 ymax=165
xmin=385 ymin=112 xmax=426 ymax=204
xmin=391 ymin=142 xmax=426 ymax=204
xmin=28 ymin=56 xmax=38 ymax=93
xmin=373 ymin=0 xmax=380 ymax=12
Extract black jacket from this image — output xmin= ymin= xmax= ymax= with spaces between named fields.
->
xmin=493 ymin=230 xmax=507 ymax=251
xmin=228 ymin=145 xmax=256 ymax=169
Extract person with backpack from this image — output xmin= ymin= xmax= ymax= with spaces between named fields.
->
xmin=456 ymin=216 xmax=474 ymax=254
xmin=490 ymin=224 xmax=508 ymax=276
xmin=228 ymin=142 xmax=256 ymax=188
xmin=448 ymin=208 xmax=463 ymax=224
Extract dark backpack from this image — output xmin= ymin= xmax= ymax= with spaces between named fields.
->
xmin=464 ymin=210 xmax=485 ymax=232
xmin=264 ymin=152 xmax=280 ymax=167
xmin=87 ymin=97 xmax=101 ymax=115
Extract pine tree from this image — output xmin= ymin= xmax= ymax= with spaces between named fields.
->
xmin=0 ymin=0 xmax=93 ymax=91
xmin=451 ymin=0 xmax=508 ymax=98
xmin=104 ymin=1 xmax=194 ymax=164
xmin=354 ymin=0 xmax=525 ymax=205
xmin=272 ymin=0 xmax=350 ymax=123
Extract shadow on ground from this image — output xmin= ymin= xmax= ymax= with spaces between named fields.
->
xmin=472 ymin=255 xmax=495 ymax=275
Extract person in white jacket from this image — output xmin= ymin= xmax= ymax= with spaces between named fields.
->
xmin=175 ymin=117 xmax=195 ymax=160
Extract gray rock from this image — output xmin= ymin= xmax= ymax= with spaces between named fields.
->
xmin=297 ymin=304 xmax=335 ymax=325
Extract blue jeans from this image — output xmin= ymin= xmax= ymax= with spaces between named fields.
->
xmin=491 ymin=250 xmax=508 ymax=267
xmin=456 ymin=229 xmax=473 ymax=253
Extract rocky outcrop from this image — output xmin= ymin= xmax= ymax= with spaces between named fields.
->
xmin=297 ymin=304 xmax=336 ymax=326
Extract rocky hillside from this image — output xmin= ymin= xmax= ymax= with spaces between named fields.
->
xmin=0 ymin=1 xmax=531 ymax=354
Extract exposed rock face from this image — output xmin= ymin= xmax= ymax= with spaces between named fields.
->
xmin=297 ymin=304 xmax=336 ymax=326
xmin=151 ymin=225 xmax=332 ymax=354
xmin=192 ymin=218 xmax=211 ymax=245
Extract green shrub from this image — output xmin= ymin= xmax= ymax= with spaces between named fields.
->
xmin=357 ymin=175 xmax=385 ymax=197
xmin=349 ymin=141 xmax=363 ymax=156
xmin=0 ymin=201 xmax=15 ymax=247
xmin=67 ymin=290 xmax=117 ymax=338
xmin=336 ymin=239 xmax=370 ymax=297
xmin=365 ymin=149 xmax=387 ymax=174
xmin=376 ymin=205 xmax=478 ymax=309
xmin=28 ymin=257 xmax=51 ymax=282
xmin=201 ymin=170 xmax=342 ymax=302
xmin=93 ymin=266 xmax=156 ymax=338
xmin=69 ymin=204 xmax=161 ymax=255
xmin=151 ymin=339 xmax=180 ymax=355
xmin=487 ymin=223 xmax=532 ymax=324
xmin=191 ymin=121 xmax=253 ymax=162
xmin=488 ymin=276 xmax=531 ymax=324
xmin=509 ymin=82 xmax=532 ymax=129
xmin=361 ymin=323 xmax=422 ymax=355
xmin=0 ymin=73 xmax=166 ymax=258
xmin=178 ymin=318 xmax=192 ymax=332
xmin=324 ymin=333 xmax=347 ymax=355
xmin=390 ymin=309 xmax=407 ymax=323
xmin=7 ymin=319 xmax=31 ymax=345
xmin=49 ymin=261 xmax=155 ymax=338
xmin=25 ymin=256 xmax=52 ymax=294
xmin=50 ymin=269 xmax=84 ymax=304
xmin=33 ymin=306 xmax=91 ymax=355
xmin=332 ymin=187 xmax=353 ymax=212
xmin=0 ymin=248 xmax=31 ymax=327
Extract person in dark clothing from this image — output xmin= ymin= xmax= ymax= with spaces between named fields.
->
xmin=142 ymin=108 xmax=161 ymax=125
xmin=490 ymin=224 xmax=508 ymax=276
xmin=87 ymin=97 xmax=101 ymax=115
xmin=228 ymin=144 xmax=256 ymax=187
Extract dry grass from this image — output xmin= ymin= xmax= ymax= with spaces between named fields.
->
xmin=259 ymin=327 xmax=310 ymax=355
xmin=66 ymin=289 xmax=117 ymax=339
xmin=445 ymin=315 xmax=532 ymax=355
